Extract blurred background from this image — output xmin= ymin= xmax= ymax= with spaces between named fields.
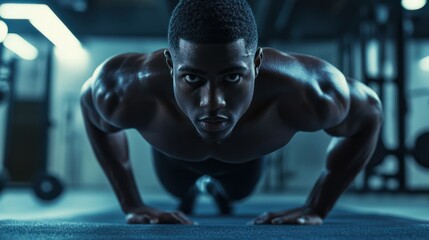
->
xmin=0 ymin=0 xmax=428 ymax=220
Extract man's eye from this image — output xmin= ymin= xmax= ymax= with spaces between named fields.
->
xmin=184 ymin=75 xmax=201 ymax=83
xmin=225 ymin=74 xmax=241 ymax=83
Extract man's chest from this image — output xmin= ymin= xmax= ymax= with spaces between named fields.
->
xmin=139 ymin=100 xmax=295 ymax=163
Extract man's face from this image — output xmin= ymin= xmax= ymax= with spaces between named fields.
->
xmin=165 ymin=39 xmax=262 ymax=143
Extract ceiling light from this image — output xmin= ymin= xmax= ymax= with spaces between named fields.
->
xmin=401 ymin=0 xmax=427 ymax=10
xmin=0 ymin=20 xmax=7 ymax=42
xmin=0 ymin=4 xmax=46 ymax=19
xmin=3 ymin=34 xmax=38 ymax=60
xmin=0 ymin=3 xmax=82 ymax=52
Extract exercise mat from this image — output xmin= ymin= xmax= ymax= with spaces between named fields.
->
xmin=1 ymin=201 xmax=428 ymax=240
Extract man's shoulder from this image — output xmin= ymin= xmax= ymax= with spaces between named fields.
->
xmin=80 ymin=49 xmax=168 ymax=129
xmin=261 ymin=48 xmax=350 ymax=131
xmin=262 ymin=47 xmax=331 ymax=72
xmin=261 ymin=47 xmax=346 ymax=91
xmin=89 ymin=49 xmax=169 ymax=94
xmin=95 ymin=49 xmax=167 ymax=80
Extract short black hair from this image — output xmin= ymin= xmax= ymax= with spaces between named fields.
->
xmin=168 ymin=0 xmax=258 ymax=56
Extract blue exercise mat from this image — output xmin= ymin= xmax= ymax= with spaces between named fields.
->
xmin=1 ymin=201 xmax=428 ymax=239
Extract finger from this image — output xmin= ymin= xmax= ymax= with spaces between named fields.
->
xmin=171 ymin=212 xmax=193 ymax=225
xmin=247 ymin=218 xmax=267 ymax=225
xmin=270 ymin=216 xmax=302 ymax=225
xmin=270 ymin=211 xmax=303 ymax=225
xmin=270 ymin=212 xmax=306 ymax=224
xmin=252 ymin=212 xmax=276 ymax=225
xmin=294 ymin=216 xmax=322 ymax=225
xmin=174 ymin=211 xmax=194 ymax=225
xmin=126 ymin=214 xmax=151 ymax=224
xmin=270 ymin=216 xmax=296 ymax=225
xmin=271 ymin=215 xmax=322 ymax=225
xmin=157 ymin=212 xmax=186 ymax=224
xmin=303 ymin=216 xmax=323 ymax=225
xmin=157 ymin=214 xmax=179 ymax=224
xmin=149 ymin=218 xmax=159 ymax=224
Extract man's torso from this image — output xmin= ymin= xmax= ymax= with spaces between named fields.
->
xmin=84 ymin=48 xmax=343 ymax=163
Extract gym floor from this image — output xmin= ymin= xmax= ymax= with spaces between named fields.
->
xmin=1 ymin=188 xmax=429 ymax=222
xmin=0 ymin=188 xmax=429 ymax=227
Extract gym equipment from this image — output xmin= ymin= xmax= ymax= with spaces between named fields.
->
xmin=0 ymin=169 xmax=8 ymax=193
xmin=0 ymin=46 xmax=10 ymax=192
xmin=367 ymin=138 xmax=387 ymax=168
xmin=339 ymin=1 xmax=429 ymax=193
xmin=413 ymin=132 xmax=429 ymax=169
xmin=0 ymin=81 xmax=9 ymax=104
xmin=33 ymin=173 xmax=64 ymax=200
xmin=0 ymin=44 xmax=64 ymax=200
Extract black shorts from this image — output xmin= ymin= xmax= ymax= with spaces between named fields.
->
xmin=152 ymin=148 xmax=267 ymax=201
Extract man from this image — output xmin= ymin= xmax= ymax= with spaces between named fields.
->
xmin=80 ymin=0 xmax=382 ymax=225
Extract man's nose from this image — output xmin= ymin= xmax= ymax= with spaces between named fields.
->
xmin=199 ymin=84 xmax=226 ymax=111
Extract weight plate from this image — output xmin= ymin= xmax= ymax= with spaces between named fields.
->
xmin=367 ymin=138 xmax=387 ymax=168
xmin=414 ymin=132 xmax=429 ymax=168
xmin=33 ymin=174 xmax=64 ymax=201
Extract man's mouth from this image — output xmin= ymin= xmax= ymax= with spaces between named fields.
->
xmin=197 ymin=116 xmax=229 ymax=132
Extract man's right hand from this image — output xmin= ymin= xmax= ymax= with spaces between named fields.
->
xmin=126 ymin=205 xmax=196 ymax=225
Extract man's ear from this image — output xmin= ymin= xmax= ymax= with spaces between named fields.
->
xmin=164 ymin=50 xmax=174 ymax=73
xmin=254 ymin=48 xmax=263 ymax=76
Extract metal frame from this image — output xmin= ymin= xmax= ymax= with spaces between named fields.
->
xmin=340 ymin=0 xmax=429 ymax=194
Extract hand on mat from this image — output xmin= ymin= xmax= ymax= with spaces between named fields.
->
xmin=247 ymin=206 xmax=323 ymax=225
xmin=126 ymin=205 xmax=196 ymax=225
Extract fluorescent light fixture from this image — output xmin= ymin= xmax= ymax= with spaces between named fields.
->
xmin=401 ymin=0 xmax=427 ymax=10
xmin=0 ymin=20 xmax=7 ymax=42
xmin=0 ymin=4 xmax=47 ymax=19
xmin=3 ymin=34 xmax=38 ymax=60
xmin=0 ymin=3 xmax=82 ymax=52
xmin=419 ymin=56 xmax=429 ymax=71
xmin=30 ymin=11 xmax=82 ymax=51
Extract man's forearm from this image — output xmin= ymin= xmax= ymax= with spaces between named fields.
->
xmin=84 ymin=119 xmax=144 ymax=213
xmin=305 ymin=167 xmax=360 ymax=218
xmin=305 ymin=128 xmax=379 ymax=218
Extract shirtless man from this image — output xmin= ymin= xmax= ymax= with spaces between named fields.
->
xmin=80 ymin=0 xmax=382 ymax=225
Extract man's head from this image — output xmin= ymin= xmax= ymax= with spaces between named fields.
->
xmin=165 ymin=0 xmax=262 ymax=144
xmin=167 ymin=0 xmax=258 ymax=56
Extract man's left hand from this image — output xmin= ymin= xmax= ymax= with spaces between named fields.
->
xmin=247 ymin=206 xmax=323 ymax=225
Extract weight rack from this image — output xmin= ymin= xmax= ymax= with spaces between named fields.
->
xmin=339 ymin=0 xmax=429 ymax=193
